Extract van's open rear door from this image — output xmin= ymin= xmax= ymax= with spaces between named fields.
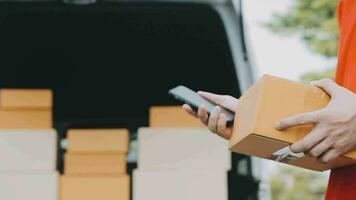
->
xmin=0 ymin=1 xmax=260 ymax=199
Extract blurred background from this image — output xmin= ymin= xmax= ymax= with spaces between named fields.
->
xmin=0 ymin=0 xmax=338 ymax=200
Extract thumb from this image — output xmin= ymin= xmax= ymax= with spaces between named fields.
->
xmin=198 ymin=91 xmax=225 ymax=105
xmin=198 ymin=91 xmax=238 ymax=112
xmin=311 ymin=78 xmax=341 ymax=97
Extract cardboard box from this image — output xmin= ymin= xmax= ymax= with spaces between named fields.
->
xmin=64 ymin=153 xmax=127 ymax=175
xmin=0 ymin=129 xmax=57 ymax=171
xmin=133 ymin=169 xmax=227 ymax=200
xmin=0 ymin=172 xmax=58 ymax=200
xmin=67 ymin=129 xmax=129 ymax=153
xmin=0 ymin=89 xmax=52 ymax=109
xmin=60 ymin=175 xmax=130 ymax=200
xmin=229 ymin=75 xmax=356 ymax=171
xmin=0 ymin=109 xmax=52 ymax=128
xmin=149 ymin=106 xmax=205 ymax=128
xmin=138 ymin=128 xmax=231 ymax=170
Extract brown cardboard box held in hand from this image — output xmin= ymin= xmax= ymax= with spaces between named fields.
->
xmin=229 ymin=75 xmax=356 ymax=171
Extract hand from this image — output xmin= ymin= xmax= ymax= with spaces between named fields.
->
xmin=275 ymin=78 xmax=356 ymax=163
xmin=183 ymin=91 xmax=239 ymax=139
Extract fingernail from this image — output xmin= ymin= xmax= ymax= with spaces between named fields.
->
xmin=275 ymin=121 xmax=282 ymax=129
xmin=216 ymin=106 xmax=221 ymax=112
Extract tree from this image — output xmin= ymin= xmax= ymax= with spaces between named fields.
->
xmin=270 ymin=166 xmax=328 ymax=200
xmin=266 ymin=0 xmax=339 ymax=81
xmin=300 ymin=68 xmax=335 ymax=82
xmin=266 ymin=0 xmax=339 ymax=58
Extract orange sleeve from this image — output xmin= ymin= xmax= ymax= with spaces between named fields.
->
xmin=338 ymin=0 xmax=343 ymax=28
xmin=335 ymin=0 xmax=345 ymax=85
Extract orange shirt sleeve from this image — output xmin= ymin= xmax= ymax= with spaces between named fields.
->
xmin=335 ymin=0 xmax=356 ymax=92
xmin=335 ymin=0 xmax=345 ymax=85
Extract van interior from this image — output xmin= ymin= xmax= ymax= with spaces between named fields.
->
xmin=0 ymin=2 xmax=258 ymax=199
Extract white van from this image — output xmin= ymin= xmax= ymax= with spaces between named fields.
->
xmin=0 ymin=0 xmax=267 ymax=199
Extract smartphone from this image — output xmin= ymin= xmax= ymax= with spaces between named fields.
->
xmin=169 ymin=85 xmax=235 ymax=127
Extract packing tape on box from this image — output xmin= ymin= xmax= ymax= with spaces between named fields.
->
xmin=272 ymin=146 xmax=305 ymax=162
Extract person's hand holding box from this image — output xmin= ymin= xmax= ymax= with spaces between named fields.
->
xmin=275 ymin=78 xmax=356 ymax=163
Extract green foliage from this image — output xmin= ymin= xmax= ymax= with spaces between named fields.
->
xmin=300 ymin=68 xmax=336 ymax=82
xmin=266 ymin=0 xmax=339 ymax=57
xmin=271 ymin=166 xmax=328 ymax=200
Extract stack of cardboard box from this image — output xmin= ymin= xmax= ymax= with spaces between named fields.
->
xmin=133 ymin=106 xmax=230 ymax=200
xmin=0 ymin=89 xmax=58 ymax=200
xmin=0 ymin=89 xmax=52 ymax=128
xmin=60 ymin=129 xmax=130 ymax=200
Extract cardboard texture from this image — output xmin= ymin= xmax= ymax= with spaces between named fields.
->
xmin=138 ymin=128 xmax=231 ymax=170
xmin=229 ymin=75 xmax=356 ymax=171
xmin=0 ymin=172 xmax=58 ymax=200
xmin=149 ymin=106 xmax=204 ymax=128
xmin=133 ymin=169 xmax=228 ymax=200
xmin=0 ymin=89 xmax=52 ymax=109
xmin=0 ymin=109 xmax=52 ymax=128
xmin=64 ymin=153 xmax=127 ymax=175
xmin=0 ymin=129 xmax=57 ymax=171
xmin=60 ymin=175 xmax=130 ymax=200
xmin=67 ymin=129 xmax=129 ymax=153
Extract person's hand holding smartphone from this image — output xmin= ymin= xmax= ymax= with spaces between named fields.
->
xmin=183 ymin=91 xmax=239 ymax=140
